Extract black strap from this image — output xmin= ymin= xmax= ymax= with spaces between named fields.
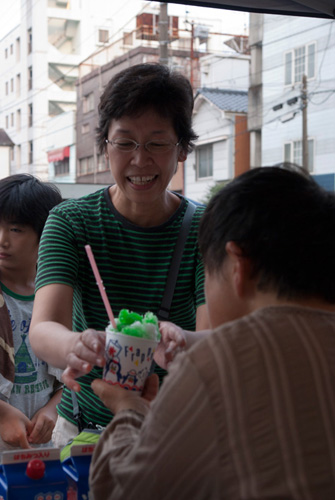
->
xmin=157 ymin=201 xmax=196 ymax=320
xmin=71 ymin=390 xmax=105 ymax=432
xmin=71 ymin=389 xmax=85 ymax=432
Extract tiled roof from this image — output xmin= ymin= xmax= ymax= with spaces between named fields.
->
xmin=0 ymin=129 xmax=14 ymax=147
xmin=196 ymin=87 xmax=248 ymax=113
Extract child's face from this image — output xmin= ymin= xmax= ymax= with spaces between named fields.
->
xmin=0 ymin=220 xmax=39 ymax=274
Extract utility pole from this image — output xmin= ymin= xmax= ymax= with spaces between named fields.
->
xmin=159 ymin=3 xmax=169 ymax=65
xmin=302 ymin=74 xmax=308 ymax=172
xmin=190 ymin=21 xmax=194 ymax=88
xmin=184 ymin=17 xmax=195 ymax=88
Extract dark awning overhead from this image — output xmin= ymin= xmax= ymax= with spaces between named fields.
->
xmin=158 ymin=0 xmax=335 ymax=18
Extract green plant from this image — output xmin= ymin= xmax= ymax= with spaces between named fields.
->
xmin=201 ymin=179 xmax=231 ymax=205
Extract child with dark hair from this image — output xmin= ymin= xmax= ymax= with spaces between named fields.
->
xmin=0 ymin=174 xmax=63 ymax=451
xmin=89 ymin=166 xmax=335 ymax=500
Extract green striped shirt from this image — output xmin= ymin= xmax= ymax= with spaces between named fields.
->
xmin=36 ymin=188 xmax=206 ymax=428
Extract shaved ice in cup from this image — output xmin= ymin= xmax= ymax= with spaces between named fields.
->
xmin=103 ymin=309 xmax=160 ymax=392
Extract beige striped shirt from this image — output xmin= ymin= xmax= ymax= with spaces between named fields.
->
xmin=90 ymin=305 xmax=335 ymax=499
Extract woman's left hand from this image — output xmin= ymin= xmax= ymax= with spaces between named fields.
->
xmin=154 ymin=321 xmax=187 ymax=369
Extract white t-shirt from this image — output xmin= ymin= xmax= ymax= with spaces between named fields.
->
xmin=1 ymin=285 xmax=62 ymax=420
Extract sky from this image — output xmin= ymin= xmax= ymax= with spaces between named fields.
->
xmin=0 ymin=0 xmax=249 ymax=40
xmin=116 ymin=1 xmax=248 ymax=33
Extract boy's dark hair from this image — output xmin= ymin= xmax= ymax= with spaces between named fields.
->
xmin=96 ymin=63 xmax=198 ymax=155
xmin=0 ymin=174 xmax=62 ymax=239
xmin=199 ymin=166 xmax=335 ymax=303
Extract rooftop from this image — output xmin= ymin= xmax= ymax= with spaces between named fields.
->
xmin=195 ymin=87 xmax=248 ymax=113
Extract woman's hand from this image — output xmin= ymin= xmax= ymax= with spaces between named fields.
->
xmin=91 ymin=374 xmax=159 ymax=416
xmin=62 ymin=329 xmax=106 ymax=392
xmin=154 ymin=321 xmax=187 ymax=369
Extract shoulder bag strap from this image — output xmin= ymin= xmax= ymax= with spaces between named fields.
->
xmin=157 ymin=201 xmax=196 ymax=321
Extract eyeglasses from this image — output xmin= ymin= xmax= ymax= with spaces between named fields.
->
xmin=105 ymin=138 xmax=181 ymax=153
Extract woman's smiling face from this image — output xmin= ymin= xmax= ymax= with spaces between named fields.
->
xmin=105 ymin=109 xmax=187 ymax=207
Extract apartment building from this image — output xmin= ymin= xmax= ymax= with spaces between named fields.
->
xmin=0 ymin=0 xmax=114 ymax=180
xmin=248 ymin=13 xmax=335 ymax=185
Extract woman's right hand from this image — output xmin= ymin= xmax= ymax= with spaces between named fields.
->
xmin=62 ymin=329 xmax=106 ymax=392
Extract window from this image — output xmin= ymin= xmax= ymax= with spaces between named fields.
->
xmin=79 ymin=156 xmax=94 ymax=175
xmin=55 ymin=158 xmax=70 ymax=176
xmin=11 ymin=148 xmax=14 ymax=162
xmin=98 ymin=29 xmax=109 ymax=44
xmin=16 ymin=145 xmax=21 ymax=168
xmin=196 ymin=144 xmax=213 ymax=179
xmin=123 ymin=32 xmax=133 ymax=46
xmin=5 ymin=48 xmax=8 ymax=59
xmin=28 ymin=66 xmax=33 ymax=90
xmin=10 ymin=78 xmax=14 ymax=92
xmin=5 ymin=116 xmax=9 ymax=128
xmin=16 ymin=109 xmax=21 ymax=131
xmin=97 ymin=154 xmax=108 ymax=171
xmin=16 ymin=37 xmax=20 ymax=61
xmin=284 ymin=139 xmax=314 ymax=172
xmin=28 ymin=141 xmax=33 ymax=164
xmin=27 ymin=28 xmax=32 ymax=54
xmin=28 ymin=103 xmax=33 ymax=127
xmin=5 ymin=81 xmax=8 ymax=95
xmin=81 ymin=123 xmax=90 ymax=135
xmin=10 ymin=44 xmax=13 ymax=55
xmin=10 ymin=113 xmax=14 ymax=127
xmin=16 ymin=74 xmax=21 ymax=97
xmin=284 ymin=42 xmax=316 ymax=86
xmin=83 ymin=92 xmax=94 ymax=113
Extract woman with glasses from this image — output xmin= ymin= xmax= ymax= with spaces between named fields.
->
xmin=30 ymin=63 xmax=209 ymax=447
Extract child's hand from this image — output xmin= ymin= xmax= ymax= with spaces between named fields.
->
xmin=28 ymin=406 xmax=57 ymax=444
xmin=0 ymin=406 xmax=33 ymax=449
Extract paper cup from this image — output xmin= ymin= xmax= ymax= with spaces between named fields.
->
xmin=103 ymin=328 xmax=158 ymax=392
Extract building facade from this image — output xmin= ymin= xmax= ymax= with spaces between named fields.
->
xmin=185 ymin=86 xmax=249 ymax=203
xmin=184 ymin=50 xmax=250 ymax=203
xmin=249 ymin=13 xmax=335 ymax=178
xmin=0 ymin=0 xmax=114 ymax=180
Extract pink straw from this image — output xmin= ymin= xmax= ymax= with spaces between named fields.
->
xmin=85 ymin=244 xmax=116 ymax=328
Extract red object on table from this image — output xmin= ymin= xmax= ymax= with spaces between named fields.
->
xmin=26 ymin=459 xmax=46 ymax=480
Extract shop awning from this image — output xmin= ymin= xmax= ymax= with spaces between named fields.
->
xmin=160 ymin=0 xmax=335 ymax=18
xmin=47 ymin=146 xmax=70 ymax=163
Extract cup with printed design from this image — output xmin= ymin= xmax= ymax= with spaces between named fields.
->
xmin=103 ymin=309 xmax=160 ymax=392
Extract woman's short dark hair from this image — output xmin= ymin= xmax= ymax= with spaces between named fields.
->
xmin=199 ymin=166 xmax=335 ymax=303
xmin=0 ymin=174 xmax=62 ymax=239
xmin=96 ymin=63 xmax=198 ymax=155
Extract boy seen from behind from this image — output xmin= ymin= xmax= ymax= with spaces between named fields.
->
xmin=89 ymin=166 xmax=335 ymax=499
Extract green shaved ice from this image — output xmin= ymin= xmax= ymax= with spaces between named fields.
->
xmin=118 ymin=309 xmax=142 ymax=326
xmin=114 ymin=309 xmax=160 ymax=340
xmin=122 ymin=321 xmax=146 ymax=338
xmin=143 ymin=311 xmax=159 ymax=326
